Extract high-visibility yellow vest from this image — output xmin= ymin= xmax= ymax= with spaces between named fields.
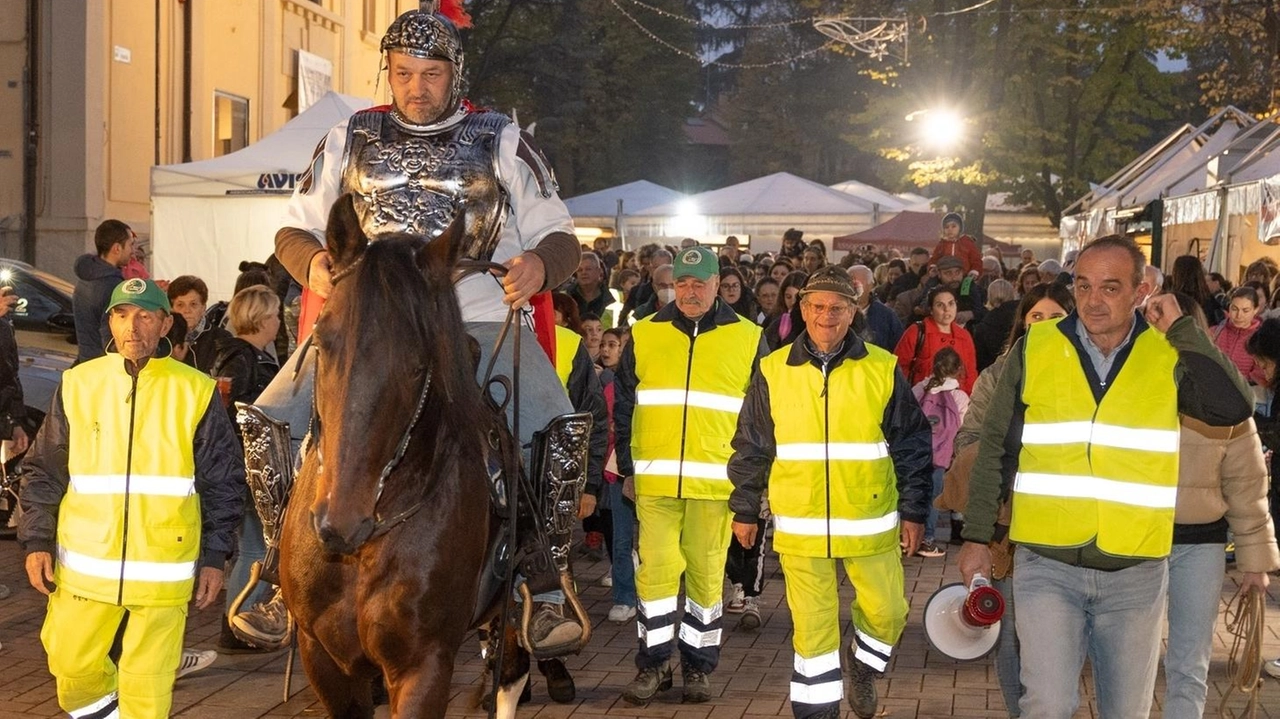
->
xmin=1011 ymin=319 xmax=1180 ymax=559
xmin=762 ymin=342 xmax=901 ymax=558
xmin=56 ymin=356 xmax=215 ymax=606
xmin=630 ymin=313 xmax=761 ymax=500
xmin=553 ymin=325 xmax=579 ymax=395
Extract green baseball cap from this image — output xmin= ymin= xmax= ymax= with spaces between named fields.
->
xmin=673 ymin=246 xmax=719 ymax=281
xmin=106 ymin=278 xmax=172 ymax=314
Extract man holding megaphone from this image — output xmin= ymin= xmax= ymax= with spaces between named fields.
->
xmin=727 ymin=267 xmax=933 ymax=719
xmin=958 ymin=236 xmax=1254 ymax=718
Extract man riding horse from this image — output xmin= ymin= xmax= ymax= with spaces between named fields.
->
xmin=247 ymin=0 xmax=590 ymax=657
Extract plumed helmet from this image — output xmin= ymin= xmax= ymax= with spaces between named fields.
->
xmin=381 ymin=1 xmax=473 ymax=112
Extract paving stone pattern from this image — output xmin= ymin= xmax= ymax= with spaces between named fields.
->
xmin=1 ymin=533 xmax=1276 ymax=718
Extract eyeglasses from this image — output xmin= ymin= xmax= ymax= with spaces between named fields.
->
xmin=802 ymin=300 xmax=851 ymax=316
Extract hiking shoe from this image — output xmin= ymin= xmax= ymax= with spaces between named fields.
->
xmin=217 ymin=617 xmax=270 ymax=654
xmin=682 ymin=666 xmax=712 ymax=703
xmin=231 ymin=587 xmax=290 ymax=648
xmin=608 ymin=604 xmax=637 ymax=623
xmin=849 ymin=658 xmax=880 ymax=719
xmin=538 ymin=658 xmax=576 ymax=703
xmin=529 ymin=602 xmax=583 ymax=651
xmin=738 ymin=596 xmax=761 ymax=631
xmin=1266 ymin=658 xmax=1280 ymax=679
xmin=725 ymin=583 xmax=746 ymax=614
xmin=917 ymin=540 xmax=947 ymax=558
xmin=176 ymin=648 xmax=216 ymax=679
xmin=622 ymin=664 xmax=673 ymax=705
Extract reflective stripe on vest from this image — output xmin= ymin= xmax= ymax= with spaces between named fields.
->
xmin=57 ymin=357 xmax=214 ymax=606
xmin=1011 ymin=319 xmax=1180 ymax=559
xmin=762 ymin=342 xmax=901 ymax=558
xmin=553 ymin=325 xmax=578 ymax=394
xmin=630 ymin=315 xmax=761 ymax=500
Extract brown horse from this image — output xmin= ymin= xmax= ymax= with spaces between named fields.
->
xmin=280 ymin=195 xmax=528 ymax=718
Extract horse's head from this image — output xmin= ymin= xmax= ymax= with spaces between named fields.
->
xmin=307 ymin=194 xmax=474 ymax=554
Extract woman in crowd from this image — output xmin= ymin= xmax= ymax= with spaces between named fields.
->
xmin=937 ymin=282 xmax=1074 ymax=717
xmin=718 ymin=267 xmax=758 ymax=320
xmin=1169 ymin=255 xmax=1225 ymax=327
xmin=551 ymin=291 xmax=584 ymax=335
xmin=893 ymin=285 xmax=977 ymax=394
xmin=770 ymin=257 xmax=794 ymax=284
xmin=970 ymin=279 xmax=1017 ymax=372
xmin=1016 ymin=264 xmax=1040 ymax=297
xmin=210 ymin=285 xmax=284 ymax=653
xmin=1214 ymin=286 xmax=1267 ymax=386
xmin=1246 ymin=319 xmax=1280 ymax=681
xmin=764 ymin=271 xmax=809 ymax=350
xmin=1162 ymin=292 xmax=1278 ymax=718
xmin=754 ymin=277 xmax=780 ymax=325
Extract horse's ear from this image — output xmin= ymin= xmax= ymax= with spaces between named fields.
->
xmin=418 ymin=210 xmax=466 ymax=275
xmin=326 ymin=194 xmax=368 ymax=271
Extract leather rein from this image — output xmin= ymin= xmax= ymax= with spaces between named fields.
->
xmin=306 ymin=253 xmax=519 ymax=540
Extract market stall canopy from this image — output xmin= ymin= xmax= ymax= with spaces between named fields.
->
xmin=563 ymin=180 xmax=686 ymax=217
xmin=832 ymin=211 xmax=1020 ymax=254
xmin=634 ymin=171 xmax=879 ymax=217
xmin=151 ymin=91 xmax=374 ymax=197
xmin=828 ymin=179 xmax=911 ymax=210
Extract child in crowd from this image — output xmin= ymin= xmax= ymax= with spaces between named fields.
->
xmin=596 ymin=327 xmax=637 ymax=623
xmin=911 ymin=347 xmax=969 ymax=557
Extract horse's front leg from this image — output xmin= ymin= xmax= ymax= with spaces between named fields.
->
xmin=297 ymin=630 xmax=376 ymax=719
xmin=384 ymin=639 xmax=468 ymax=719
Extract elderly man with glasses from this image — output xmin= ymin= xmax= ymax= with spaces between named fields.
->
xmin=727 ymin=266 xmax=932 ymax=719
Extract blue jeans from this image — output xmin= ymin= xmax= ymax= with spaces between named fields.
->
xmin=225 ymin=493 xmax=269 ymax=614
xmin=1163 ymin=543 xmax=1225 ymax=719
xmin=992 ymin=575 xmax=1021 ymax=718
xmin=924 ymin=467 xmax=944 ymax=540
xmin=606 ymin=481 xmax=637 ymax=607
xmin=1012 ymin=546 xmax=1167 ymax=719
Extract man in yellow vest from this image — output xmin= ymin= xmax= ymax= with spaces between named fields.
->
xmin=615 ymin=245 xmax=766 ymax=704
xmin=727 ymin=267 xmax=933 ymax=719
xmin=958 ymin=236 xmax=1255 ymax=718
xmin=19 ymin=278 xmax=245 ymax=719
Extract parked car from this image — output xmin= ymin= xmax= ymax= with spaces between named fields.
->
xmin=0 ymin=259 xmax=77 ymax=416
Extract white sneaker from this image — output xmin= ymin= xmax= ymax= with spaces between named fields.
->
xmin=608 ymin=604 xmax=637 ymax=623
xmin=725 ymin=583 xmax=746 ymax=614
xmin=598 ymin=572 xmax=613 ymax=588
xmin=1265 ymin=657 xmax=1280 ymax=679
xmin=176 ymin=648 xmax=216 ymax=679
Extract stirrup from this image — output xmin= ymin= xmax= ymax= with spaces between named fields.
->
xmin=228 ymin=403 xmax=295 ymax=621
xmin=518 ymin=571 xmax=593 ymax=659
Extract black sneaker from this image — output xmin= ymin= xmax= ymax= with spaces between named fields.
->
xmin=621 ymin=664 xmax=673 ymax=705
xmin=682 ymin=666 xmax=712 ymax=703
xmin=849 ymin=657 xmax=880 ymax=719
xmin=916 ymin=540 xmax=947 ymax=558
xmin=538 ymin=659 xmax=576 ymax=703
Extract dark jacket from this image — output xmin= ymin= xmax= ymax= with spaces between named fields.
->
xmin=18 ymin=357 xmax=246 ymax=569
xmin=209 ymin=336 xmax=280 ymax=427
xmin=963 ymin=312 xmax=1254 ymax=570
xmin=0 ymin=319 xmax=25 ymax=435
xmin=971 ymin=299 xmax=1018 ymax=371
xmin=727 ymin=329 xmax=934 ymax=526
xmin=863 ymin=297 xmax=905 ymax=352
xmin=614 ymin=299 xmax=769 ymax=477
xmin=563 ymin=338 xmax=608 ymax=497
xmin=72 ymin=254 xmax=123 ymax=364
xmin=189 ymin=325 xmax=233 ymax=374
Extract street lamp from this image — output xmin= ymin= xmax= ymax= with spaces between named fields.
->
xmin=906 ymin=108 xmax=964 ymax=153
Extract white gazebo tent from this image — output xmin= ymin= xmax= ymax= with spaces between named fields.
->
xmin=630 ymin=172 xmax=879 ymax=254
xmin=149 ymin=92 xmax=373 ymax=301
xmin=562 ymin=180 xmax=687 ymax=248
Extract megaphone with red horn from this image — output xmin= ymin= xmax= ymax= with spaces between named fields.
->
xmin=923 ymin=575 xmax=1005 ymax=661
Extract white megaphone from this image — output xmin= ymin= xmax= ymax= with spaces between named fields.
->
xmin=923 ymin=574 xmax=1005 ymax=661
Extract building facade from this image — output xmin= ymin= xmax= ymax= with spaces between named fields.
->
xmin=0 ymin=0 xmax=415 ymax=279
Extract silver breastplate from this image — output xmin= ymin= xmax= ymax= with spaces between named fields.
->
xmin=340 ymin=109 xmax=509 ymax=260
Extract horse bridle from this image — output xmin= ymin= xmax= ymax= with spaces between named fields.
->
xmin=308 ymin=250 xmax=518 ymax=540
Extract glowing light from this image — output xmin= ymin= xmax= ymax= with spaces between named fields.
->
xmin=906 ymin=108 xmax=965 ymax=152
xmin=668 ymin=200 xmax=706 ymax=238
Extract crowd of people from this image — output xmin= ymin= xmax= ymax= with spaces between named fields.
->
xmin=5 ymin=3 xmax=1279 ymax=717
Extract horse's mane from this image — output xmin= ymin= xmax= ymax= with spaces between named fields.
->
xmin=335 ymin=235 xmax=483 ymax=426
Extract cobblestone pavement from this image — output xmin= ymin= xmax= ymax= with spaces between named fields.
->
xmin=1 ymin=532 xmax=1277 ymax=718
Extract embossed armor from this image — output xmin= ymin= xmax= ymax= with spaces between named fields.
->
xmin=340 ymin=109 xmax=510 ymax=261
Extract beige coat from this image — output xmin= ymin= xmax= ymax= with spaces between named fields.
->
xmin=1176 ymin=416 xmax=1279 ymax=574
